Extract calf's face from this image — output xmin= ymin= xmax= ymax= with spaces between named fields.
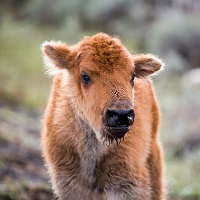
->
xmin=42 ymin=33 xmax=163 ymax=144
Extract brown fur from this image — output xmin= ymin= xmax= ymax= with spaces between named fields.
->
xmin=41 ymin=33 xmax=165 ymax=200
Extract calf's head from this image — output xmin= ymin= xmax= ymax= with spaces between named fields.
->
xmin=42 ymin=33 xmax=163 ymax=144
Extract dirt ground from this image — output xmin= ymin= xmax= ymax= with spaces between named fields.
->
xmin=0 ymin=103 xmax=54 ymax=200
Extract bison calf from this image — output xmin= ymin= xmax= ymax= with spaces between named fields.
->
xmin=41 ymin=33 xmax=165 ymax=200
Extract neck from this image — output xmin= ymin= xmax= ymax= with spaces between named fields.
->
xmin=77 ymin=118 xmax=106 ymax=189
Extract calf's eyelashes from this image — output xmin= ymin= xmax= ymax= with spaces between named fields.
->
xmin=130 ymin=73 xmax=136 ymax=86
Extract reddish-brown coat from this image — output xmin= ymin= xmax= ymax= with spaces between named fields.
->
xmin=41 ymin=33 xmax=165 ymax=200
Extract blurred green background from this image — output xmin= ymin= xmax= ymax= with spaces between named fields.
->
xmin=0 ymin=0 xmax=200 ymax=199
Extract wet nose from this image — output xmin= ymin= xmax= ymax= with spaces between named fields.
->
xmin=105 ymin=109 xmax=134 ymax=127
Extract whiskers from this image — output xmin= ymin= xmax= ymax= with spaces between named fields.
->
xmin=102 ymin=126 xmax=126 ymax=146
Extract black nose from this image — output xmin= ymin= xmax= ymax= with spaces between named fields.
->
xmin=105 ymin=109 xmax=134 ymax=127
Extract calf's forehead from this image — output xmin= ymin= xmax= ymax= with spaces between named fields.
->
xmin=77 ymin=34 xmax=133 ymax=74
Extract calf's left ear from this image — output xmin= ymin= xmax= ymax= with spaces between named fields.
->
xmin=41 ymin=41 xmax=75 ymax=75
xmin=133 ymin=54 xmax=164 ymax=78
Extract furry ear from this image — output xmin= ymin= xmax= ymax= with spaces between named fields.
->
xmin=41 ymin=41 xmax=75 ymax=75
xmin=133 ymin=54 xmax=164 ymax=78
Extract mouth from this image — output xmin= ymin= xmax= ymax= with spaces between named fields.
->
xmin=103 ymin=125 xmax=130 ymax=145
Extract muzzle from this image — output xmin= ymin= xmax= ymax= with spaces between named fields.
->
xmin=103 ymin=99 xmax=134 ymax=140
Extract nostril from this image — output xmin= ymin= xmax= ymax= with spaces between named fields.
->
xmin=127 ymin=114 xmax=134 ymax=125
xmin=106 ymin=109 xmax=119 ymax=127
xmin=128 ymin=110 xmax=134 ymax=117
xmin=107 ymin=109 xmax=116 ymax=118
xmin=127 ymin=110 xmax=134 ymax=122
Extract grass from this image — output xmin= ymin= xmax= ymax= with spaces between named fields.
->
xmin=0 ymin=18 xmax=51 ymax=110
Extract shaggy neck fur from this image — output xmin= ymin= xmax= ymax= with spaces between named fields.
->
xmin=78 ymin=118 xmax=106 ymax=190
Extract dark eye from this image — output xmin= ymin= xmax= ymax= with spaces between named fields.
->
xmin=81 ymin=73 xmax=91 ymax=86
xmin=131 ymin=73 xmax=136 ymax=86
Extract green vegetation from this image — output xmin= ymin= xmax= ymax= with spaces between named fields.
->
xmin=0 ymin=19 xmax=50 ymax=110
xmin=155 ymin=75 xmax=200 ymax=200
xmin=0 ymin=1 xmax=200 ymax=199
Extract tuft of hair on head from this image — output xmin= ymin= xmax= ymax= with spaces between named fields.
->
xmin=133 ymin=54 xmax=164 ymax=78
xmin=41 ymin=41 xmax=75 ymax=76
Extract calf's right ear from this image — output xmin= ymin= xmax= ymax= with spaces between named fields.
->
xmin=41 ymin=41 xmax=75 ymax=75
